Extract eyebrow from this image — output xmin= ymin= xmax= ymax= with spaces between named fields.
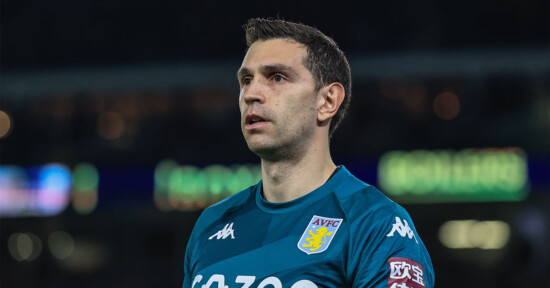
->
xmin=237 ymin=64 xmax=299 ymax=80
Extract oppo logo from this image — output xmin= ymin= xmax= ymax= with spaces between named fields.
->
xmin=191 ymin=274 xmax=318 ymax=288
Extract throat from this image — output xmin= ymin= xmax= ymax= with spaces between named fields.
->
xmin=260 ymin=160 xmax=338 ymax=203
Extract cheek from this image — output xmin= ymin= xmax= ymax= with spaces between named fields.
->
xmin=295 ymin=96 xmax=317 ymax=115
xmin=238 ymin=98 xmax=246 ymax=113
xmin=285 ymin=101 xmax=316 ymax=126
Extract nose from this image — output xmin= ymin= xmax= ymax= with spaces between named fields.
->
xmin=241 ymin=78 xmax=265 ymax=104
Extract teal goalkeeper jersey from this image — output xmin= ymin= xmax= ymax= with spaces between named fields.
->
xmin=182 ymin=166 xmax=434 ymax=288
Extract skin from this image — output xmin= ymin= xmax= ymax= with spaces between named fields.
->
xmin=238 ymin=38 xmax=345 ymax=203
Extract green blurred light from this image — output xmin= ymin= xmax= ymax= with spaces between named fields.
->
xmin=154 ymin=159 xmax=179 ymax=210
xmin=156 ymin=162 xmax=262 ymax=210
xmin=73 ymin=163 xmax=99 ymax=191
xmin=155 ymin=159 xmax=178 ymax=191
xmin=72 ymin=162 xmax=99 ymax=214
xmin=168 ymin=166 xmax=199 ymax=198
xmin=378 ymin=148 xmax=529 ymax=203
xmin=204 ymin=165 xmax=232 ymax=196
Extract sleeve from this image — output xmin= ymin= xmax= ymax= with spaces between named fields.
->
xmin=182 ymin=234 xmax=194 ymax=288
xmin=181 ymin=206 xmax=215 ymax=288
xmin=348 ymin=205 xmax=435 ymax=288
xmin=182 ymin=209 xmax=208 ymax=288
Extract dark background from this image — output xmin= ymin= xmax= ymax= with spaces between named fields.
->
xmin=1 ymin=0 xmax=549 ymax=287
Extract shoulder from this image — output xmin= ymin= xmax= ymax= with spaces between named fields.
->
xmin=192 ymin=183 xmax=257 ymax=233
xmin=208 ymin=183 xmax=256 ymax=212
xmin=332 ymin=167 xmax=419 ymax=247
xmin=332 ymin=167 xmax=402 ymax=219
xmin=335 ymin=169 xmax=435 ymax=287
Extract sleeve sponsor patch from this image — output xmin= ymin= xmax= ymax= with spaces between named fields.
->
xmin=387 ymin=257 xmax=425 ymax=288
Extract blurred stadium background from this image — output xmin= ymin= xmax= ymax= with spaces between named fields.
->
xmin=1 ymin=0 xmax=549 ymax=287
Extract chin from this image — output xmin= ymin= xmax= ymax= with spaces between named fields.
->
xmin=246 ymin=141 xmax=278 ymax=160
xmin=247 ymin=141 xmax=272 ymax=154
xmin=247 ymin=141 xmax=299 ymax=162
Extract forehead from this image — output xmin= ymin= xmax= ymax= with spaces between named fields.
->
xmin=240 ymin=39 xmax=308 ymax=71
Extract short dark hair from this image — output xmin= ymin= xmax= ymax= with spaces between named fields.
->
xmin=244 ymin=18 xmax=352 ymax=137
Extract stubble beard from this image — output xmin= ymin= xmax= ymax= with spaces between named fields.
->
xmin=246 ymin=112 xmax=316 ymax=164
xmin=248 ymin=137 xmax=303 ymax=163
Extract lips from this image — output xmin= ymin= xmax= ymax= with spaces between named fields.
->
xmin=246 ymin=114 xmax=265 ymax=124
xmin=244 ymin=113 xmax=268 ymax=130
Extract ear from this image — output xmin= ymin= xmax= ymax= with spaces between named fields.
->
xmin=317 ymin=82 xmax=345 ymax=123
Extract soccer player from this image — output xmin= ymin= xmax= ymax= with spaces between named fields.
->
xmin=182 ymin=18 xmax=434 ymax=288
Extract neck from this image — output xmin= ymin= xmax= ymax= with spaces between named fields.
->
xmin=260 ymin=139 xmax=336 ymax=203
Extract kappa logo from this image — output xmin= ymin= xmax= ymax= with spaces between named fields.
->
xmin=298 ymin=215 xmax=342 ymax=255
xmin=208 ymin=223 xmax=235 ymax=240
xmin=386 ymin=217 xmax=418 ymax=244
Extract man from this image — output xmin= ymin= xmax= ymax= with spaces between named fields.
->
xmin=183 ymin=18 xmax=434 ymax=288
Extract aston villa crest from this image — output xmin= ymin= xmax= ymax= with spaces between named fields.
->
xmin=298 ymin=215 xmax=343 ymax=255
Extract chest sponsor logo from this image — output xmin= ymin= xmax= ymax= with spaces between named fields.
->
xmin=386 ymin=217 xmax=418 ymax=244
xmin=208 ymin=223 xmax=235 ymax=240
xmin=298 ymin=215 xmax=342 ymax=255
xmin=192 ymin=274 xmax=318 ymax=288
xmin=387 ymin=257 xmax=425 ymax=288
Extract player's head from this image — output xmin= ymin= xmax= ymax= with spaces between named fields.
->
xmin=243 ymin=18 xmax=352 ymax=137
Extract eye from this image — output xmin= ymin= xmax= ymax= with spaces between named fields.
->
xmin=241 ymin=76 xmax=252 ymax=86
xmin=273 ymin=74 xmax=285 ymax=83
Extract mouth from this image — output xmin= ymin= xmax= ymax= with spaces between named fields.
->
xmin=244 ymin=114 xmax=268 ymax=129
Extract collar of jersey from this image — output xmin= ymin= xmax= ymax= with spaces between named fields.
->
xmin=254 ymin=166 xmax=349 ymax=214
